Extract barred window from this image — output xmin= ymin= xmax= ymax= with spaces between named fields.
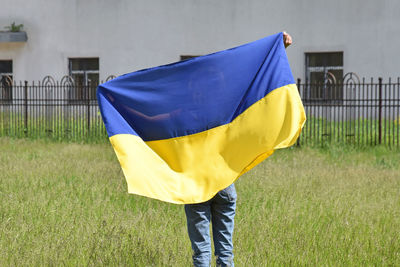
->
xmin=0 ymin=60 xmax=13 ymax=102
xmin=305 ymin=52 xmax=343 ymax=102
xmin=68 ymin=58 xmax=99 ymax=101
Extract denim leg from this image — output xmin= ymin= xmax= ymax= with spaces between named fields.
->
xmin=211 ymin=184 xmax=236 ymax=267
xmin=184 ymin=201 xmax=212 ymax=267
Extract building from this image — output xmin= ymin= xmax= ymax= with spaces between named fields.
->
xmin=1 ymin=0 xmax=399 ymax=81
xmin=1 ymin=1 xmax=399 ymax=114
xmin=0 ymin=0 xmax=399 ymax=144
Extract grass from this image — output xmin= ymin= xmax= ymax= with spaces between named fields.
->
xmin=0 ymin=110 xmax=108 ymax=143
xmin=1 ymin=110 xmax=399 ymax=146
xmin=0 ymin=138 xmax=399 ymax=266
xmin=300 ymin=117 xmax=400 ymax=147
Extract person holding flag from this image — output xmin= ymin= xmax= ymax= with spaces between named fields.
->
xmin=183 ymin=32 xmax=293 ymax=267
xmin=97 ymin=31 xmax=303 ymax=267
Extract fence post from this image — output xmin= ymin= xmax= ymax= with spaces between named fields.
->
xmin=24 ymin=80 xmax=28 ymax=136
xmin=296 ymin=78 xmax=301 ymax=147
xmin=87 ymin=82 xmax=90 ymax=137
xmin=378 ymin=77 xmax=382 ymax=145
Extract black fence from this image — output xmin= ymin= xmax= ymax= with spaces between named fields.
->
xmin=0 ymin=74 xmax=399 ymax=147
xmin=297 ymin=73 xmax=399 ymax=147
xmin=0 ymin=75 xmax=115 ymax=142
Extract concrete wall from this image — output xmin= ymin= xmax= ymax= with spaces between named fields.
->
xmin=0 ymin=0 xmax=399 ymax=81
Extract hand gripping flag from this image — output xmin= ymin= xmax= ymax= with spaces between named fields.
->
xmin=97 ymin=32 xmax=306 ymax=204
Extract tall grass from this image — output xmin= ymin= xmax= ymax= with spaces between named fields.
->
xmin=0 ymin=112 xmax=108 ymax=143
xmin=300 ymin=116 xmax=400 ymax=147
xmin=0 ymin=138 xmax=399 ymax=266
xmin=1 ymin=111 xmax=399 ymax=147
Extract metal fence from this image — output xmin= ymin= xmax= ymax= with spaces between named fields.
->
xmin=0 ymin=74 xmax=399 ymax=146
xmin=0 ymin=75 xmax=115 ymax=142
xmin=297 ymin=73 xmax=400 ymax=147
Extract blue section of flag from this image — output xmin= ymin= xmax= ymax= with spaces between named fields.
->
xmin=97 ymin=32 xmax=294 ymax=141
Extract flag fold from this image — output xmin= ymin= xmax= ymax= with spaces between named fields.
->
xmin=97 ymin=32 xmax=306 ymax=204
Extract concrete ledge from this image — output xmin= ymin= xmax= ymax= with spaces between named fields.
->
xmin=0 ymin=31 xmax=28 ymax=43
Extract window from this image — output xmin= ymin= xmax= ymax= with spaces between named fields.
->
xmin=68 ymin=58 xmax=99 ymax=101
xmin=0 ymin=60 xmax=13 ymax=102
xmin=305 ymin=52 xmax=343 ymax=102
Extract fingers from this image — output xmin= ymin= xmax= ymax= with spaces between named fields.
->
xmin=283 ymin=31 xmax=292 ymax=48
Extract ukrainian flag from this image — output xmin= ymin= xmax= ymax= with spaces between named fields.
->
xmin=97 ymin=32 xmax=306 ymax=204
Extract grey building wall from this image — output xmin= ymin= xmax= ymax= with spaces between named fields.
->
xmin=0 ymin=0 xmax=399 ymax=81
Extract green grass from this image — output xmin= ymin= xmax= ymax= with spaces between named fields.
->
xmin=300 ymin=117 xmax=400 ymax=147
xmin=1 ymin=111 xmax=399 ymax=146
xmin=0 ymin=113 xmax=108 ymax=143
xmin=0 ymin=138 xmax=399 ymax=266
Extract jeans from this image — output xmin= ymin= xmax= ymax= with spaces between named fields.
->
xmin=184 ymin=183 xmax=237 ymax=267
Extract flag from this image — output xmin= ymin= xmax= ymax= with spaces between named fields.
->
xmin=97 ymin=32 xmax=306 ymax=204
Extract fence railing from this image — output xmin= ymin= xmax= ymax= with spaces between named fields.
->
xmin=297 ymin=74 xmax=399 ymax=147
xmin=0 ymin=74 xmax=399 ymax=146
xmin=0 ymin=76 xmax=115 ymax=142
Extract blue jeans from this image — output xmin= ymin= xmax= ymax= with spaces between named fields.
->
xmin=184 ymin=183 xmax=237 ymax=267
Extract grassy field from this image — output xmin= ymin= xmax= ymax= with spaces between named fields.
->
xmin=1 ymin=111 xmax=399 ymax=146
xmin=0 ymin=138 xmax=399 ymax=266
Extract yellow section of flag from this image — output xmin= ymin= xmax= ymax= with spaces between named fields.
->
xmin=110 ymin=84 xmax=305 ymax=204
